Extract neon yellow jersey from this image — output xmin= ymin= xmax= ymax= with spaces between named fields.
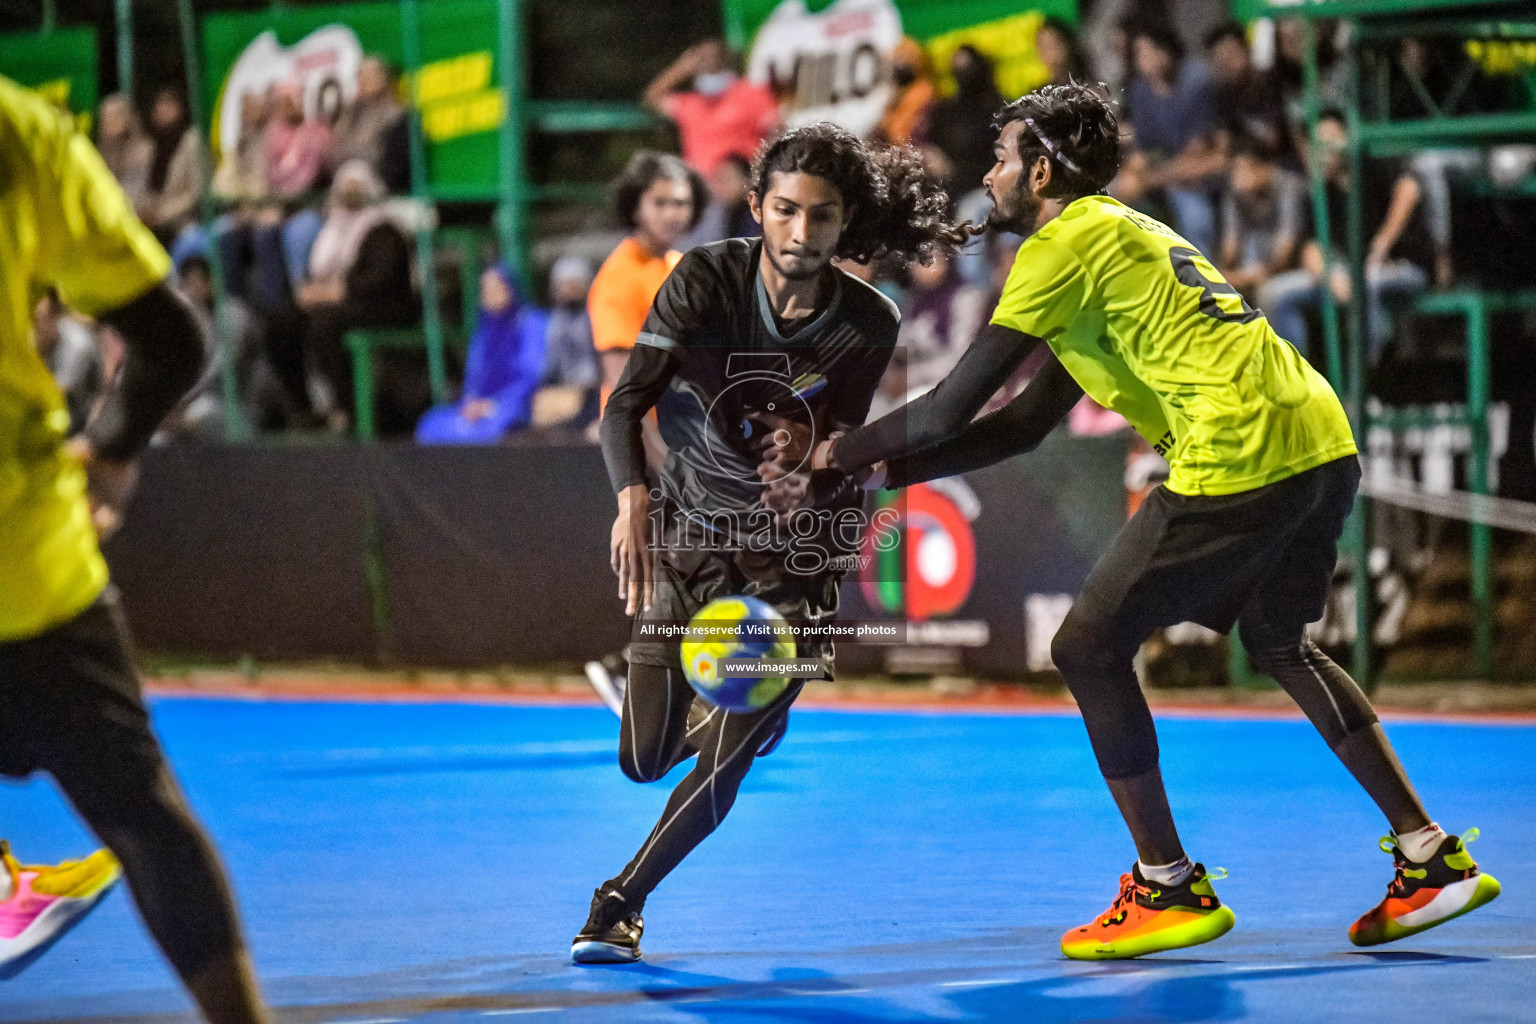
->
xmin=0 ymin=76 xmax=170 ymax=641
xmin=991 ymin=194 xmax=1356 ymax=496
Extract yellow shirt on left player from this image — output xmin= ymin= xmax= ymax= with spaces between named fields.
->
xmin=0 ymin=75 xmax=171 ymax=642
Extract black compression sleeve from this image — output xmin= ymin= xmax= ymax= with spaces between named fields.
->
xmin=87 ymin=282 xmax=206 ymax=462
xmin=830 ymin=322 xmax=1040 ymax=473
xmin=599 ymin=343 xmax=678 ymax=494
xmin=886 ymin=351 xmax=1083 ymax=488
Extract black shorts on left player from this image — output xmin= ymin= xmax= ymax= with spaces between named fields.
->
xmin=0 ymin=593 xmax=244 ymax=980
xmin=608 ymin=522 xmax=839 ymax=905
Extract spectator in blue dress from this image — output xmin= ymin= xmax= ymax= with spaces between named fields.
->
xmin=415 ymin=265 xmax=550 ymax=444
xmin=1122 ymin=24 xmax=1226 ymax=257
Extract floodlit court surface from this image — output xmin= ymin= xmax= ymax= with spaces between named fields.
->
xmin=2 ymin=695 xmax=1532 ymax=1023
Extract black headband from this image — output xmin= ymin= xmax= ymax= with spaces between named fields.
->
xmin=1023 ymin=116 xmax=1083 ymax=175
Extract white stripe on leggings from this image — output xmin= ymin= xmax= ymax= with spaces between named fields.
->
xmin=618 ymin=708 xmax=779 ymax=890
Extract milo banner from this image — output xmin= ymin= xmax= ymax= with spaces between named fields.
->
xmin=0 ymin=27 xmax=99 ymax=130
xmin=202 ymin=0 xmax=502 ymax=198
xmin=726 ymin=0 xmax=1076 ymax=137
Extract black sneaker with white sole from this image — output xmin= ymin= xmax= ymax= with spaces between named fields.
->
xmin=571 ymin=887 xmax=643 ymax=963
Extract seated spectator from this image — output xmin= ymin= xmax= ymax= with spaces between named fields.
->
xmin=897 ymin=252 xmax=986 ymax=394
xmin=874 ymin=38 xmax=934 ymax=147
xmin=416 ymin=266 xmax=549 ymax=444
xmin=1204 ymin=21 xmax=1290 ymax=164
xmin=33 ymin=290 xmax=103 ymax=433
xmin=1218 ymin=138 xmax=1305 ymax=296
xmin=1121 ymin=24 xmax=1225 ymax=257
xmin=330 ymin=55 xmax=407 ymax=188
xmin=169 ymin=256 xmax=282 ymax=434
xmin=140 ymin=86 xmax=205 ymax=249
xmin=535 ymin=256 xmax=599 ymax=428
xmin=212 ymin=89 xmax=270 ymax=204
xmin=1259 ymin=110 xmax=1432 ymax=367
xmin=643 ymin=39 xmax=780 ymax=176
xmin=923 ymin=45 xmax=1005 ymax=202
xmin=95 ymin=94 xmax=152 ymax=212
xmin=173 ymin=89 xmax=272 ymax=273
xmin=263 ymin=81 xmax=332 ymax=200
xmin=263 ymin=161 xmax=416 ymax=429
xmin=1036 ymin=17 xmax=1089 ymax=88
xmin=680 ymin=152 xmax=761 ymax=248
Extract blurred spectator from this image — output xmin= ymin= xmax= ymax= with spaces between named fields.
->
xmin=1123 ymin=24 xmax=1225 ymax=257
xmin=330 ymin=55 xmax=407 ymax=189
xmin=1204 ymin=21 xmax=1290 ymax=163
xmin=170 ymin=256 xmax=281 ymax=434
xmin=536 ymin=256 xmax=600 ymax=428
xmin=897 ymin=252 xmax=985 ymax=394
xmin=416 ymin=266 xmax=549 ymax=444
xmin=95 ymin=93 xmax=152 ymax=212
xmin=1259 ymin=110 xmax=1432 ymax=367
xmin=642 ymin=40 xmax=780 ymax=176
xmin=681 ymin=152 xmax=761 ymax=248
xmin=141 ymin=86 xmax=205 ymax=248
xmin=211 ymin=90 xmax=270 ymax=204
xmin=924 ymin=45 xmax=1006 ymax=198
xmin=33 ymin=290 xmax=102 ymax=433
xmin=1036 ymin=17 xmax=1089 ymax=88
xmin=1218 ymin=137 xmax=1305 ymax=295
xmin=875 ymin=38 xmax=935 ymax=146
xmin=591 ymin=150 xmax=707 ymax=413
xmin=263 ymin=161 xmax=416 ymax=428
xmin=263 ymin=81 xmax=332 ymax=200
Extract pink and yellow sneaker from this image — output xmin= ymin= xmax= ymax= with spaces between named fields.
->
xmin=0 ymin=840 xmax=122 ymax=979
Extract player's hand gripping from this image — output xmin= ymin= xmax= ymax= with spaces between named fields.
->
xmin=65 ymin=437 xmax=138 ymax=540
xmin=611 ymin=483 xmax=654 ymax=615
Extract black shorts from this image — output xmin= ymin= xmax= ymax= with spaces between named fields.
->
xmin=0 ymin=591 xmax=163 ymax=783
xmin=1075 ymin=455 xmax=1361 ymax=644
xmin=629 ymin=507 xmax=841 ymax=674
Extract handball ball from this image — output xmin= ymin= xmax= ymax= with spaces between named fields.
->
xmin=680 ymin=596 xmax=796 ymax=712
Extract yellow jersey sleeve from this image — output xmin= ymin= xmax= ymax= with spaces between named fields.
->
xmin=33 ymin=104 xmax=170 ymax=317
xmin=990 ymin=237 xmax=1092 ymax=342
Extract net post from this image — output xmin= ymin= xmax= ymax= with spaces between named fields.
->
xmin=1467 ymin=294 xmax=1493 ymax=677
xmin=400 ymin=0 xmax=448 ymax=406
xmin=115 ymin=0 xmax=133 ymax=96
xmin=175 ymin=0 xmax=248 ymax=441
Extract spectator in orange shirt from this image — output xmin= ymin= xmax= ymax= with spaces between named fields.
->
xmin=591 ymin=150 xmax=708 ymax=424
xmin=642 ymin=40 xmax=781 ymax=176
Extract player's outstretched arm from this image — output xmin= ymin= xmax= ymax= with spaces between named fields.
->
xmin=68 ymin=282 xmax=205 ymax=535
xmin=884 ymin=351 xmax=1083 ymax=489
xmin=820 ymin=322 xmax=1042 ymax=475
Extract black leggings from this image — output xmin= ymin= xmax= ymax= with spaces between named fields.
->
xmin=605 ymin=662 xmax=801 ymax=905
xmin=0 ymin=599 xmax=246 ymax=980
xmin=1051 ymin=459 xmax=1378 ymax=780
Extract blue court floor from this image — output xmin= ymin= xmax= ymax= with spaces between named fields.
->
xmin=0 ymin=697 xmax=1531 ymax=1023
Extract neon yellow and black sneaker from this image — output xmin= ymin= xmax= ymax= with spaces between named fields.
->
xmin=1061 ymin=863 xmax=1236 ymax=960
xmin=1350 ymin=828 xmax=1500 ymax=946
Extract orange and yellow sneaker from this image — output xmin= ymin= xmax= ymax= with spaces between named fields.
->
xmin=1061 ymin=862 xmax=1236 ymax=960
xmin=1349 ymin=828 xmax=1499 ymax=946
xmin=0 ymin=841 xmax=122 ymax=979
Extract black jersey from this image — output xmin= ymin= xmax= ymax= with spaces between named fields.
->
xmin=601 ymin=238 xmax=898 ymax=554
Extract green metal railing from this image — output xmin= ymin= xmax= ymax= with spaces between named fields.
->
xmin=1284 ymin=0 xmax=1536 ymax=681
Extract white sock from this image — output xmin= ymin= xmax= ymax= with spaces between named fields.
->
xmin=1396 ymin=822 xmax=1447 ymax=863
xmin=1138 ymin=855 xmax=1195 ymax=886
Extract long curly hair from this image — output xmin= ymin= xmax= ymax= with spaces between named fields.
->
xmin=750 ymin=123 xmax=977 ymax=265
